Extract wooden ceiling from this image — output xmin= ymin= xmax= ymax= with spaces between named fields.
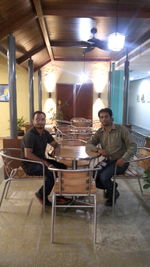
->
xmin=1 ymin=0 xmax=150 ymax=72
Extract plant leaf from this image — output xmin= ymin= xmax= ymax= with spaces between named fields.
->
xmin=143 ymin=184 xmax=150 ymax=189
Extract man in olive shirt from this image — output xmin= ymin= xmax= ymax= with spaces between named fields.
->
xmin=86 ymin=108 xmax=137 ymax=206
xmin=21 ymin=111 xmax=67 ymax=206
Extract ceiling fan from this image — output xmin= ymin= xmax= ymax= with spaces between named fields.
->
xmin=84 ymin=27 xmax=109 ymax=52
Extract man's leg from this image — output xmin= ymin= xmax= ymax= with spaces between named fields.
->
xmin=96 ymin=161 xmax=129 ymax=206
xmin=22 ymin=163 xmax=54 ymax=205
xmin=45 ymin=158 xmax=67 ymax=169
xmin=44 ymin=159 xmax=71 ymax=204
xmin=37 ymin=167 xmax=54 ymax=200
xmin=96 ymin=161 xmax=116 ymax=192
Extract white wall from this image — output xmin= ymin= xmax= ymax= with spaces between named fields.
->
xmin=128 ymin=78 xmax=150 ymax=131
xmin=42 ymin=61 xmax=110 ymax=121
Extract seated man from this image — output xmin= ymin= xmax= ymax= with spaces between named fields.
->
xmin=21 ymin=110 xmax=67 ymax=206
xmin=86 ymin=108 xmax=137 ymax=206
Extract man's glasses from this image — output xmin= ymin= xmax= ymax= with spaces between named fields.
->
xmin=34 ymin=118 xmax=45 ymax=122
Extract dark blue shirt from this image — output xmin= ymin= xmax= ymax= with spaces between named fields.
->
xmin=21 ymin=127 xmax=54 ymax=159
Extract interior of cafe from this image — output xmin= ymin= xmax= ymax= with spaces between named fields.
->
xmin=0 ymin=1 xmax=150 ymax=266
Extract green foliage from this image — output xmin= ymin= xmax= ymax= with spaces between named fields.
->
xmin=48 ymin=107 xmax=64 ymax=122
xmin=55 ymin=109 xmax=64 ymax=120
xmin=17 ymin=116 xmax=27 ymax=131
xmin=143 ymin=169 xmax=150 ymax=189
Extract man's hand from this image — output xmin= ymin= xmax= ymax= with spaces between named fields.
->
xmin=97 ymin=148 xmax=108 ymax=157
xmin=43 ymin=160 xmax=50 ymax=168
xmin=116 ymin=158 xmax=126 ymax=167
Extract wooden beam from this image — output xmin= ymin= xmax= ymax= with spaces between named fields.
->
xmin=43 ymin=2 xmax=150 ymax=18
xmin=17 ymin=44 xmax=46 ymax=64
xmin=54 ymin=57 xmax=111 ymax=62
xmin=32 ymin=0 xmax=54 ymax=61
xmin=34 ymin=59 xmax=51 ymax=72
xmin=50 ymin=41 xmax=90 ymax=48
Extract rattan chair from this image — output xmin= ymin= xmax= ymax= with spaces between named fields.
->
xmin=71 ymin=117 xmax=92 ymax=127
xmin=50 ymin=167 xmax=99 ymax=243
xmin=0 ymin=148 xmax=45 ymax=211
xmin=112 ymin=147 xmax=150 ymax=211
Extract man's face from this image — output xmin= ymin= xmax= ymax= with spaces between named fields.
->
xmin=99 ymin=112 xmax=112 ymax=127
xmin=33 ymin=113 xmax=46 ymax=129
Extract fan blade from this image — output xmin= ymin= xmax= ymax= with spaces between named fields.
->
xmin=88 ymin=37 xmax=108 ymax=51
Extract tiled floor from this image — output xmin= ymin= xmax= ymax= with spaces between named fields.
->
xmin=0 ymin=176 xmax=150 ymax=267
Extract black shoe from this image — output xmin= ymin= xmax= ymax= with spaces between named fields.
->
xmin=105 ymin=190 xmax=120 ymax=207
xmin=45 ymin=198 xmax=52 ymax=206
xmin=103 ymin=190 xmax=110 ymax=199
xmin=103 ymin=183 xmax=118 ymax=199
xmin=35 ymin=192 xmax=52 ymax=207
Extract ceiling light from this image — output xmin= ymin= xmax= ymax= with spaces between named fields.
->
xmin=108 ymin=32 xmax=125 ymax=51
xmin=79 ymin=50 xmax=89 ymax=83
xmin=108 ymin=0 xmax=125 ymax=51
xmin=79 ymin=73 xmax=88 ymax=83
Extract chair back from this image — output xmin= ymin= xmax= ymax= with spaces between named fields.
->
xmin=1 ymin=148 xmax=22 ymax=177
xmin=0 ymin=148 xmax=44 ymax=179
xmin=50 ymin=167 xmax=99 ymax=243
xmin=135 ymin=147 xmax=150 ymax=169
xmin=112 ymin=147 xmax=150 ymax=211
xmin=71 ymin=117 xmax=92 ymax=127
xmin=51 ymin=167 xmax=99 ymax=195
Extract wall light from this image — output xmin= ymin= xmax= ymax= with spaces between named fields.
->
xmin=98 ymin=93 xmax=101 ymax=98
xmin=48 ymin=92 xmax=52 ymax=98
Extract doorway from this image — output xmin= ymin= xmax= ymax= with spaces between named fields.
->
xmin=56 ymin=83 xmax=93 ymax=120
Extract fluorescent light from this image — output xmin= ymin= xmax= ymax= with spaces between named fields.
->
xmin=79 ymin=73 xmax=89 ymax=83
xmin=108 ymin=32 xmax=125 ymax=51
xmin=79 ymin=18 xmax=92 ymax=41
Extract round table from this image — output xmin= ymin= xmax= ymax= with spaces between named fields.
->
xmin=54 ymin=144 xmax=100 ymax=169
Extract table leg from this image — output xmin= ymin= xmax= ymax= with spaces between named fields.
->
xmin=72 ymin=160 xmax=77 ymax=169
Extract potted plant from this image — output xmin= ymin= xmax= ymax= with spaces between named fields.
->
xmin=17 ymin=116 xmax=27 ymax=136
xmin=143 ymin=169 xmax=150 ymax=189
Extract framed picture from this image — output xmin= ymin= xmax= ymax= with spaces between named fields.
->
xmin=0 ymin=84 xmax=9 ymax=102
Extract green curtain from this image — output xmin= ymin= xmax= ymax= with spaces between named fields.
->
xmin=110 ymin=70 xmax=124 ymax=124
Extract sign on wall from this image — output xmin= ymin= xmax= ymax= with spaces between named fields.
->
xmin=0 ymin=84 xmax=9 ymax=102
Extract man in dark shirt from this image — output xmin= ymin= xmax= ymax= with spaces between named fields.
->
xmin=21 ymin=110 xmax=67 ymax=206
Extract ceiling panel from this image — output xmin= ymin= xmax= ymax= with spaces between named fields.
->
xmin=0 ymin=0 xmax=150 ymax=76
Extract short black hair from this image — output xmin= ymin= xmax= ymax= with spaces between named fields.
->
xmin=98 ymin=108 xmax=113 ymax=118
xmin=33 ymin=111 xmax=46 ymax=119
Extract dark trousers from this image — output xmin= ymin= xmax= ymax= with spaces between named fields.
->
xmin=96 ymin=160 xmax=129 ymax=197
xmin=22 ymin=159 xmax=67 ymax=198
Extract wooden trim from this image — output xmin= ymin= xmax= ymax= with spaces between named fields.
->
xmin=32 ymin=0 xmax=54 ymax=61
xmin=17 ymin=44 xmax=46 ymax=64
xmin=43 ymin=3 xmax=150 ymax=18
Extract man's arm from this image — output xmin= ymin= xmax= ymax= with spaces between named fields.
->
xmin=86 ymin=129 xmax=108 ymax=156
xmin=24 ymin=148 xmax=50 ymax=167
xmin=48 ymin=140 xmax=60 ymax=155
xmin=116 ymin=126 xmax=137 ymax=166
